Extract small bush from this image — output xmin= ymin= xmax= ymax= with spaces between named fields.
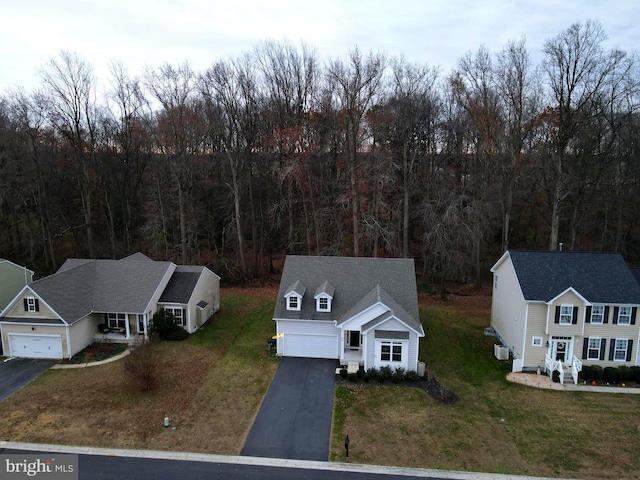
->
xmin=366 ymin=368 xmax=378 ymax=381
xmin=379 ymin=366 xmax=393 ymax=380
xmin=603 ymin=367 xmax=622 ymax=384
xmin=150 ymin=310 xmax=189 ymax=341
xmin=591 ymin=365 xmax=603 ymax=380
xmin=405 ymin=370 xmax=420 ymax=382
xmin=123 ymin=343 xmax=162 ymax=392
xmin=618 ymin=365 xmax=632 ymax=381
xmin=580 ymin=365 xmax=595 ymax=382
xmin=348 ymin=373 xmax=358 ymax=382
xmin=339 ymin=368 xmax=348 ymax=378
xmin=363 ymin=374 xmax=371 ymax=383
xmin=356 ymin=368 xmax=364 ymax=379
xmin=392 ymin=367 xmax=405 ymax=384
xmin=552 ymin=370 xmax=560 ymax=383
xmin=630 ymin=366 xmax=640 ymax=383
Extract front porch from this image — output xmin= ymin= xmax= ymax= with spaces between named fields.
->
xmin=93 ymin=331 xmax=141 ymax=344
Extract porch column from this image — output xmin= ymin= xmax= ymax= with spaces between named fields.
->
xmin=125 ymin=315 xmax=130 ymax=339
xmin=143 ymin=313 xmax=148 ymax=338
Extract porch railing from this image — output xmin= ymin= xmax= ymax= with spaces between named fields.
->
xmin=571 ymin=355 xmax=583 ymax=385
xmin=545 ymin=354 xmax=564 ymax=385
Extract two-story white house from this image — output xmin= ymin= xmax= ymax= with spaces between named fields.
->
xmin=490 ymin=250 xmax=640 ymax=381
xmin=273 ymin=255 xmax=424 ymax=372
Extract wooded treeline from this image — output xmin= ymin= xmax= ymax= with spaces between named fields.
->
xmin=1 ymin=20 xmax=639 ymax=286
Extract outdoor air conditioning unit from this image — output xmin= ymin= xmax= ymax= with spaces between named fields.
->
xmin=494 ymin=344 xmax=509 ymax=360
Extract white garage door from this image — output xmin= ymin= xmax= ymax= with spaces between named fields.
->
xmin=9 ymin=334 xmax=63 ymax=359
xmin=283 ymin=333 xmax=339 ymax=359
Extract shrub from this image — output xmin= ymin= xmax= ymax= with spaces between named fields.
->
xmin=348 ymin=373 xmax=358 ymax=382
xmin=123 ymin=342 xmax=162 ymax=392
xmin=379 ymin=366 xmax=393 ymax=381
xmin=618 ymin=365 xmax=632 ymax=381
xmin=339 ymin=368 xmax=348 ymax=378
xmin=405 ymin=370 xmax=420 ymax=382
xmin=366 ymin=368 xmax=378 ymax=381
xmin=630 ymin=366 xmax=640 ymax=383
xmin=392 ymin=367 xmax=405 ymax=384
xmin=580 ymin=365 xmax=595 ymax=382
xmin=591 ymin=365 xmax=604 ymax=380
xmin=150 ymin=310 xmax=189 ymax=341
xmin=363 ymin=374 xmax=371 ymax=383
xmin=552 ymin=370 xmax=560 ymax=383
xmin=603 ymin=367 xmax=622 ymax=384
xmin=356 ymin=368 xmax=364 ymax=379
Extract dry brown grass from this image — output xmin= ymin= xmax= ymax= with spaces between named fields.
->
xmin=331 ymin=288 xmax=640 ymax=479
xmin=0 ymin=288 xmax=279 ymax=454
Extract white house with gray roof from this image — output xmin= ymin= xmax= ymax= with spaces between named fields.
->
xmin=491 ymin=250 xmax=640 ymax=383
xmin=0 ymin=253 xmax=220 ymax=359
xmin=274 ymin=255 xmax=424 ymax=372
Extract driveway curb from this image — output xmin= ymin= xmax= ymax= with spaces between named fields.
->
xmin=52 ymin=348 xmax=130 ymax=369
xmin=0 ymin=441 xmax=566 ymax=480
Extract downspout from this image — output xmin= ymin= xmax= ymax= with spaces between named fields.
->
xmin=521 ymin=303 xmax=529 ymax=369
xmin=66 ymin=325 xmax=72 ymax=359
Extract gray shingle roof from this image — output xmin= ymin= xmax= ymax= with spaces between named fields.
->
xmin=30 ymin=258 xmax=174 ymax=324
xmin=159 ymin=267 xmax=203 ymax=304
xmin=507 ymin=250 xmax=640 ymax=304
xmin=274 ymin=256 xmax=422 ymax=333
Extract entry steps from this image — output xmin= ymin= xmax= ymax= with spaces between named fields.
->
xmin=335 ymin=362 xmax=361 ymax=375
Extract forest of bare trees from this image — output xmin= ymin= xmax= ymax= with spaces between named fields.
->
xmin=1 ymin=20 xmax=639 ymax=287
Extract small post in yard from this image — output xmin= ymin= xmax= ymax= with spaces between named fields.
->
xmin=344 ymin=434 xmax=350 ymax=458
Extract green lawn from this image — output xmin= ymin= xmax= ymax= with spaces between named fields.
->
xmin=331 ymin=300 xmax=640 ymax=480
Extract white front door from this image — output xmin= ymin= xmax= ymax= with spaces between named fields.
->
xmin=551 ymin=336 xmax=573 ymax=366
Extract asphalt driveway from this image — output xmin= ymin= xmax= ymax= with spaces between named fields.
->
xmin=241 ymin=357 xmax=336 ymax=461
xmin=0 ymin=358 xmax=57 ymax=401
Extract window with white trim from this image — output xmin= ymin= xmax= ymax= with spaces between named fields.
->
xmin=380 ymin=342 xmax=403 ymax=362
xmin=559 ymin=305 xmax=573 ymax=324
xmin=587 ymin=337 xmax=601 ymax=360
xmin=288 ymin=296 xmax=298 ymax=310
xmin=107 ymin=313 xmax=127 ymax=329
xmin=590 ymin=305 xmax=604 ymax=324
xmin=532 ymin=337 xmax=543 ymax=347
xmin=618 ymin=306 xmax=632 ymax=325
xmin=164 ymin=307 xmax=184 ymax=326
xmin=26 ymin=297 xmax=37 ymax=312
xmin=318 ymin=297 xmax=329 ymax=311
xmin=614 ymin=339 xmax=628 ymax=361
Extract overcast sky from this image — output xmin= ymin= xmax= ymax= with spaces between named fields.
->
xmin=1 ymin=0 xmax=639 ymax=93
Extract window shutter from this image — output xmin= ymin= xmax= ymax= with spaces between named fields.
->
xmin=609 ymin=338 xmax=616 ymax=361
xmin=23 ymin=298 xmax=28 ymax=311
xmin=603 ymin=306 xmax=609 ymax=324
xmin=626 ymin=339 xmax=634 ymax=361
xmin=613 ymin=307 xmax=619 ymax=324
xmin=34 ymin=299 xmax=39 ymax=312
xmin=572 ymin=307 xmax=578 ymax=324
xmin=599 ymin=339 xmax=606 ymax=360
xmin=631 ymin=308 xmax=637 ymax=325
xmin=585 ymin=306 xmax=592 ymax=323
xmin=582 ymin=338 xmax=588 ymax=359
xmin=554 ymin=306 xmax=560 ymax=324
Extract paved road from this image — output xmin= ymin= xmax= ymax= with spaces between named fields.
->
xmin=0 ymin=358 xmax=57 ymax=401
xmin=241 ymin=357 xmax=337 ymax=461
xmin=0 ymin=445 xmax=556 ymax=480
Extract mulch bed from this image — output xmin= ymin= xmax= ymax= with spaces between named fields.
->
xmin=335 ymin=373 xmax=460 ymax=405
xmin=59 ymin=342 xmax=127 ymax=364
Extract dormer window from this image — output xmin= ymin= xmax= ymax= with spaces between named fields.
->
xmin=284 ymin=280 xmax=305 ymax=312
xmin=314 ymin=281 xmax=334 ymax=313
xmin=288 ymin=296 xmax=299 ymax=310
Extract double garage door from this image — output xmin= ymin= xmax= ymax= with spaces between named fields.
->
xmin=282 ymin=333 xmax=339 ymax=359
xmin=8 ymin=334 xmax=63 ymax=359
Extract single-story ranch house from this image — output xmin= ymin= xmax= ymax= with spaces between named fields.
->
xmin=273 ymin=255 xmax=424 ymax=372
xmin=0 ymin=253 xmax=220 ymax=359
xmin=490 ymin=250 xmax=640 ymax=381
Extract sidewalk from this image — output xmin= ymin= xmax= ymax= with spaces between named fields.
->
xmin=507 ymin=372 xmax=640 ymax=394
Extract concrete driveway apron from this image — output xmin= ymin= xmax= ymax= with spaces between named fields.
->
xmin=241 ymin=357 xmax=336 ymax=461
xmin=0 ymin=358 xmax=57 ymax=401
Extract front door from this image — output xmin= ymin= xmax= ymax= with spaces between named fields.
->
xmin=551 ymin=337 xmax=573 ymax=366
xmin=349 ymin=331 xmax=360 ymax=350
